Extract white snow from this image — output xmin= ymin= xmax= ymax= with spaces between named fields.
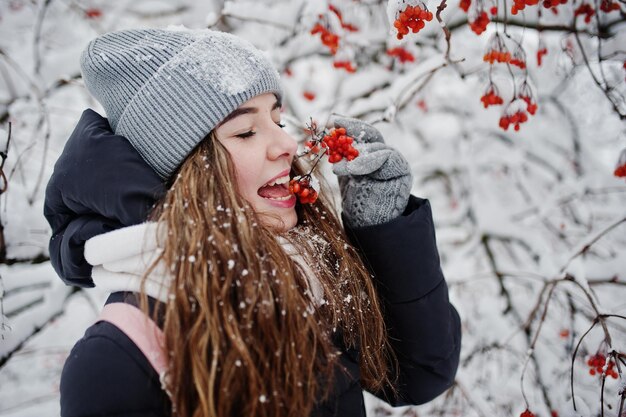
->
xmin=0 ymin=1 xmax=624 ymax=417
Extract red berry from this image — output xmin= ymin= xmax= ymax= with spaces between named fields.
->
xmin=85 ymin=8 xmax=102 ymax=19
xmin=303 ymin=91 xmax=316 ymax=101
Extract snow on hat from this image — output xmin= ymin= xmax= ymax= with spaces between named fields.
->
xmin=80 ymin=27 xmax=283 ymax=180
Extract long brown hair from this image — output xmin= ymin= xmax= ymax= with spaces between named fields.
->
xmin=141 ymin=132 xmax=396 ymax=417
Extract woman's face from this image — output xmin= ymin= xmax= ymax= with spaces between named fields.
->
xmin=214 ymin=93 xmax=298 ymax=232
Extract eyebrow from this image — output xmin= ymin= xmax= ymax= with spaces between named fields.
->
xmin=218 ymin=97 xmax=282 ymax=127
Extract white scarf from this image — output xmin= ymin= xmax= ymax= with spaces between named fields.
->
xmin=84 ymin=222 xmax=325 ymax=305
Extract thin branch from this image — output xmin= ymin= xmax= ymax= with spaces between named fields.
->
xmin=560 ymin=215 xmax=626 ymax=273
xmin=33 ymin=0 xmax=53 ymax=77
xmin=573 ymin=26 xmax=625 ymax=119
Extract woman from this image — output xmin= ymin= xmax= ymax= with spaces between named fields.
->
xmin=44 ymin=28 xmax=461 ymax=417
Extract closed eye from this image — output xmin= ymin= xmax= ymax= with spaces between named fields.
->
xmin=235 ymin=130 xmax=256 ymax=139
xmin=277 ymin=122 xmax=286 ymax=128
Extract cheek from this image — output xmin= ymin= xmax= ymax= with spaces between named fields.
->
xmin=228 ymin=151 xmax=261 ymax=200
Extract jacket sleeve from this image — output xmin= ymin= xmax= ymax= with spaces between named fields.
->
xmin=344 ymin=195 xmax=461 ymax=406
xmin=60 ymin=321 xmax=170 ymax=417
xmin=44 ymin=109 xmax=166 ymax=287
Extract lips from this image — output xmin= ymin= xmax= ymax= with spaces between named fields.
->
xmin=258 ymin=170 xmax=292 ymax=201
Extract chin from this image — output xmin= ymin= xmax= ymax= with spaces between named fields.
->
xmin=253 ymin=195 xmax=298 ymax=232
xmin=257 ymin=207 xmax=298 ymax=232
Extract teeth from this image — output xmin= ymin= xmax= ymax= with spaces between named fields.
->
xmin=265 ymin=175 xmax=290 ymax=187
xmin=265 ymin=195 xmax=292 ymax=201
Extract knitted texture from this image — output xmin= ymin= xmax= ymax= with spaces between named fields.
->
xmin=80 ymin=28 xmax=283 ymax=179
xmin=331 ymin=117 xmax=412 ymax=228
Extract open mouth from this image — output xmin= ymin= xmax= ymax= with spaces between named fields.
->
xmin=257 ymin=175 xmax=293 ymax=201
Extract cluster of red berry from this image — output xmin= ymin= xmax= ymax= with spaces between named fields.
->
xmin=484 ymin=49 xmax=512 ymax=64
xmin=460 ymin=0 xmax=471 ymax=12
xmin=309 ymin=6 xmax=360 ymax=74
xmin=600 ymin=0 xmax=621 ymax=12
xmin=387 ymin=47 xmax=415 ymax=63
xmin=469 ymin=11 xmax=490 ymax=35
xmin=333 ymin=60 xmax=357 ymax=73
xmin=520 ymin=95 xmax=538 ymax=115
xmin=393 ymin=4 xmax=434 ymax=40
xmin=499 ymin=110 xmax=529 ymax=131
xmin=510 ymin=47 xmax=527 ymax=69
xmin=320 ymin=127 xmax=359 ymax=163
xmin=480 ymin=85 xmax=504 ymax=108
xmin=289 ymin=176 xmax=319 ymax=204
xmin=520 ymin=409 xmax=536 ymax=417
xmin=574 ymin=3 xmax=595 ymax=23
xmin=293 ymin=125 xmax=361 ymax=204
xmin=511 ymin=0 xmax=539 ymax=15
xmin=587 ymin=353 xmax=619 ymax=378
xmin=310 ymin=23 xmax=340 ymax=54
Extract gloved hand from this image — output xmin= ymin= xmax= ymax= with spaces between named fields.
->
xmin=331 ymin=117 xmax=412 ymax=228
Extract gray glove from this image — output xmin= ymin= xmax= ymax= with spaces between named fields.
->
xmin=331 ymin=117 xmax=412 ymax=228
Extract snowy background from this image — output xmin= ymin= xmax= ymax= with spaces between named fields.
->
xmin=0 ymin=0 xmax=625 ymax=416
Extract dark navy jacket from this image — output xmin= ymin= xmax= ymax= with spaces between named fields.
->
xmin=47 ymin=110 xmax=461 ymax=417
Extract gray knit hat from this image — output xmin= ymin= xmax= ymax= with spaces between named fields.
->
xmin=80 ymin=27 xmax=283 ymax=179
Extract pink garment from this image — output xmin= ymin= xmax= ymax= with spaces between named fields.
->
xmin=98 ymin=303 xmax=167 ymax=376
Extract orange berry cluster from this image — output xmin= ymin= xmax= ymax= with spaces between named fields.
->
xmin=600 ymin=0 xmax=620 ymax=12
xmin=393 ymin=4 xmax=433 ymax=40
xmin=321 ymin=127 xmax=359 ymax=163
xmin=289 ymin=176 xmax=318 ymax=204
xmin=574 ymin=3 xmax=595 ymax=23
xmin=520 ymin=410 xmax=536 ymax=417
xmin=480 ymin=88 xmax=504 ymax=108
xmin=469 ymin=11 xmax=490 ymax=34
xmin=483 ymin=36 xmax=527 ymax=69
xmin=499 ymin=110 xmax=529 ymax=131
xmin=587 ymin=353 xmax=619 ymax=378
xmin=484 ymin=49 xmax=511 ymax=64
xmin=511 ymin=0 xmax=539 ymax=15
xmin=387 ymin=47 xmax=415 ymax=63
xmin=460 ymin=0 xmax=471 ymax=12
xmin=311 ymin=23 xmax=340 ymax=54
xmin=333 ymin=60 xmax=357 ymax=73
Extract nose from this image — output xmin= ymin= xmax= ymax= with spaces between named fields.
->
xmin=267 ymin=124 xmax=297 ymax=161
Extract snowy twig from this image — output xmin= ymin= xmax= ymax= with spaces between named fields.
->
xmin=434 ymin=0 xmax=453 ymax=61
xmin=221 ymin=8 xmax=294 ymax=31
xmin=0 ymin=122 xmax=12 ymax=195
xmin=573 ymin=28 xmax=626 ymax=119
xmin=33 ymin=0 xmax=53 ymax=77
xmin=446 ymin=16 xmax=620 ymax=39
xmin=560 ymin=216 xmax=626 ymax=274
